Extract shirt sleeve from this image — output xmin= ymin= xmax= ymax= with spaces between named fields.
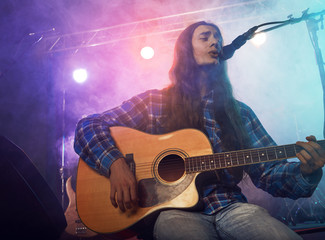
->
xmin=74 ymin=92 xmax=151 ymax=177
xmin=240 ymin=102 xmax=322 ymax=199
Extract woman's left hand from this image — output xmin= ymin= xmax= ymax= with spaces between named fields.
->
xmin=296 ymin=135 xmax=325 ymax=176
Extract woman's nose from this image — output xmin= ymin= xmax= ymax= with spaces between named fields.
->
xmin=210 ymin=38 xmax=218 ymax=47
xmin=210 ymin=40 xmax=222 ymax=51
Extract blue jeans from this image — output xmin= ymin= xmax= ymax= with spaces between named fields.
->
xmin=153 ymin=202 xmax=302 ymax=240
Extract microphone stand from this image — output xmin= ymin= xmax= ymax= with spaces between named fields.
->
xmin=305 ymin=14 xmax=325 ymax=138
xmin=248 ymin=9 xmax=325 ymax=227
xmin=248 ymin=9 xmax=325 ymax=138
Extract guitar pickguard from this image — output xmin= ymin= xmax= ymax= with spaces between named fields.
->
xmin=138 ymin=174 xmax=195 ymax=207
xmin=138 ymin=174 xmax=194 ymax=208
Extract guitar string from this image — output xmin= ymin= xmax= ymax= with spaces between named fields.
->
xmin=122 ymin=143 xmax=314 ymax=174
xmin=126 ymin=154 xmax=289 ymax=174
xmin=130 ymin=144 xmax=301 ymax=168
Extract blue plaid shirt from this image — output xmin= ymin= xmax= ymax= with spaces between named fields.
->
xmin=74 ymin=89 xmax=321 ymax=214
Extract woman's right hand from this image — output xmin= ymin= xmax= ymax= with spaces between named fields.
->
xmin=109 ymin=158 xmax=138 ymax=212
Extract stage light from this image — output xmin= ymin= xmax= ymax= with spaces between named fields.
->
xmin=73 ymin=68 xmax=88 ymax=83
xmin=140 ymin=46 xmax=155 ymax=59
xmin=251 ymin=32 xmax=266 ymax=47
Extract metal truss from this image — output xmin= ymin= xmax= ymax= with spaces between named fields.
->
xmin=41 ymin=0 xmax=271 ymax=54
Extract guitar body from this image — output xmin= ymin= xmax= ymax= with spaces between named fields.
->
xmin=76 ymin=126 xmax=213 ymax=234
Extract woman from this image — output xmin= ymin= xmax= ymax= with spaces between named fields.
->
xmin=74 ymin=21 xmax=324 ymax=240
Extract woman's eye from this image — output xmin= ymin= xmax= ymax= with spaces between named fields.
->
xmin=200 ymin=38 xmax=208 ymax=41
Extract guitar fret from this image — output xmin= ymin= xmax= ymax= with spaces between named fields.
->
xmin=284 ymin=147 xmax=288 ymax=158
xmin=193 ymin=157 xmax=197 ymax=172
xmin=258 ymin=148 xmax=268 ymax=162
xmin=266 ymin=147 xmax=276 ymax=160
xmin=193 ymin=157 xmax=198 ymax=172
xmin=237 ymin=151 xmax=245 ymax=165
xmin=248 ymin=151 xmax=253 ymax=163
xmin=229 ymin=152 xmax=236 ymax=166
xmin=213 ymin=158 xmax=217 ymax=169
xmin=206 ymin=156 xmax=210 ymax=170
xmin=224 ymin=153 xmax=231 ymax=167
xmin=286 ymin=144 xmax=298 ymax=158
xmin=192 ymin=157 xmax=196 ymax=172
xmin=197 ymin=157 xmax=201 ymax=171
xmin=215 ymin=154 xmax=221 ymax=169
xmin=220 ymin=153 xmax=226 ymax=168
xmin=204 ymin=156 xmax=209 ymax=170
xmin=284 ymin=145 xmax=293 ymax=158
xmin=205 ymin=156 xmax=209 ymax=170
xmin=191 ymin=158 xmax=194 ymax=172
xmin=243 ymin=150 xmax=252 ymax=164
xmin=235 ymin=151 xmax=239 ymax=166
xmin=207 ymin=156 xmax=211 ymax=170
xmin=186 ymin=158 xmax=190 ymax=173
xmin=257 ymin=149 xmax=261 ymax=162
xmin=275 ymin=146 xmax=286 ymax=159
xmin=293 ymin=145 xmax=298 ymax=156
xmin=294 ymin=145 xmax=299 ymax=156
xmin=274 ymin=147 xmax=278 ymax=159
xmin=251 ymin=150 xmax=259 ymax=163
xmin=208 ymin=156 xmax=214 ymax=170
xmin=209 ymin=156 xmax=216 ymax=170
xmin=187 ymin=158 xmax=192 ymax=173
xmin=200 ymin=157 xmax=204 ymax=171
xmin=198 ymin=157 xmax=201 ymax=171
xmin=198 ymin=157 xmax=202 ymax=171
xmin=202 ymin=156 xmax=207 ymax=171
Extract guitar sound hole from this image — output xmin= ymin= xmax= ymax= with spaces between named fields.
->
xmin=158 ymin=154 xmax=185 ymax=182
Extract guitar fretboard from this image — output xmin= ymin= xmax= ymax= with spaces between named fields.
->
xmin=185 ymin=140 xmax=325 ymax=173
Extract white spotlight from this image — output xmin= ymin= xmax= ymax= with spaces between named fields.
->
xmin=140 ymin=46 xmax=155 ymax=59
xmin=251 ymin=32 xmax=266 ymax=47
xmin=73 ymin=68 xmax=88 ymax=83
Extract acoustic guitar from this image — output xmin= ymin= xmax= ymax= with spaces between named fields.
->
xmin=76 ymin=126 xmax=324 ymax=234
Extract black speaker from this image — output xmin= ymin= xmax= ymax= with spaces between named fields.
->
xmin=0 ymin=135 xmax=67 ymax=239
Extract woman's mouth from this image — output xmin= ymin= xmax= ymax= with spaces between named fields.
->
xmin=209 ymin=50 xmax=219 ymax=58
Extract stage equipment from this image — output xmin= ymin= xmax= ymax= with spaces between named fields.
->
xmin=38 ymin=0 xmax=272 ymax=54
xmin=0 ymin=135 xmax=67 ymax=239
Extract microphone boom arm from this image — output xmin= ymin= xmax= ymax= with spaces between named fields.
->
xmin=252 ymin=9 xmax=325 ymax=36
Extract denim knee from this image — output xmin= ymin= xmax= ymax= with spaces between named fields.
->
xmin=154 ymin=210 xmax=217 ymax=240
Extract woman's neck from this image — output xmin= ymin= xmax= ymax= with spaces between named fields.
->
xmin=197 ymin=64 xmax=219 ymax=97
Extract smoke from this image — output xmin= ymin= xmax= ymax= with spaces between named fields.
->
xmin=4 ymin=0 xmax=319 ymax=170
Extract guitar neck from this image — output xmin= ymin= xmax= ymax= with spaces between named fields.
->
xmin=185 ymin=140 xmax=325 ymax=173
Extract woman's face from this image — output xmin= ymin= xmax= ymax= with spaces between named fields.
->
xmin=191 ymin=25 xmax=222 ymax=66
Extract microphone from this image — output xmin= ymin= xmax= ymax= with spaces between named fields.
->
xmin=220 ymin=26 xmax=258 ymax=61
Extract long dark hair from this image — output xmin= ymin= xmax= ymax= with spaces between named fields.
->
xmin=164 ymin=21 xmax=251 ymax=152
